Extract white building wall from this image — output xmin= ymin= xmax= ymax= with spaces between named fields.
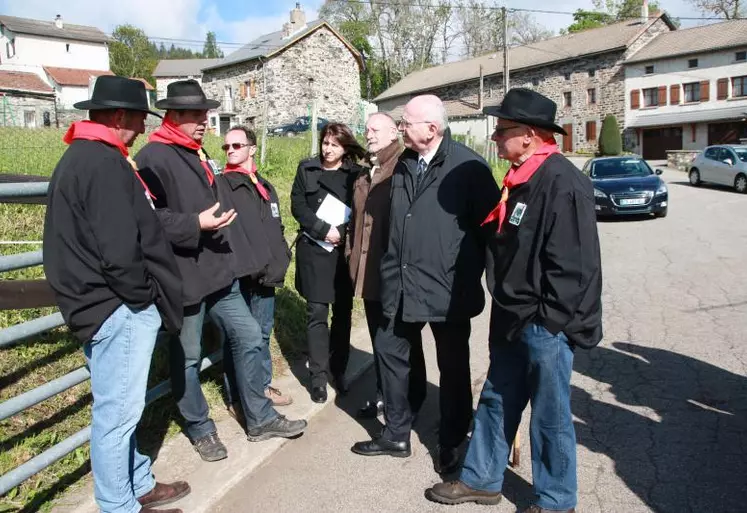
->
xmin=57 ymin=85 xmax=90 ymax=109
xmin=0 ymin=33 xmax=109 ymax=72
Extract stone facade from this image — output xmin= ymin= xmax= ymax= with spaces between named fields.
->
xmin=0 ymin=93 xmax=56 ymax=128
xmin=201 ymin=26 xmax=362 ymax=131
xmin=666 ymin=149 xmax=699 ymax=171
xmin=378 ymin=18 xmax=671 ymax=154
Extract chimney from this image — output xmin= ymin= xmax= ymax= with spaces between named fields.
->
xmin=282 ymin=3 xmax=306 ymax=37
xmin=54 ymin=14 xmax=63 ymax=29
xmin=641 ymin=0 xmax=649 ymax=22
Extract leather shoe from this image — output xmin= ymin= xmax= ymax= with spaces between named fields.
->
xmin=310 ymin=386 xmax=327 ymax=403
xmin=357 ymin=399 xmax=384 ymax=419
xmin=138 ymin=481 xmax=191 ymax=508
xmin=351 ymin=437 xmax=411 ymax=458
xmin=523 ymin=506 xmax=575 ymax=513
xmin=435 ymin=446 xmax=460 ymax=474
xmin=425 ymin=480 xmax=502 ymax=505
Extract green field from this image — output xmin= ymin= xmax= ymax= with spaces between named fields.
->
xmin=0 ymin=126 xmax=507 ymax=512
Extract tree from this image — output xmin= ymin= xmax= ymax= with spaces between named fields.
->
xmin=564 ymin=0 xmax=663 ymax=33
xmin=686 ymin=0 xmax=744 ymax=18
xmin=202 ymin=31 xmax=224 ymax=59
xmin=599 ymin=114 xmax=622 ymax=156
xmin=510 ymin=11 xmax=555 ymax=45
xmin=109 ymin=24 xmax=158 ymax=83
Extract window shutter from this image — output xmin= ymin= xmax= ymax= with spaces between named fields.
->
xmin=700 ymin=80 xmax=710 ymax=101
xmin=658 ymin=86 xmax=667 ymax=105
xmin=670 ymin=85 xmax=680 ymax=105
xmin=239 ymin=82 xmax=247 ymax=99
xmin=250 ymin=78 xmax=256 ymax=98
xmin=717 ymin=78 xmax=728 ymax=100
xmin=631 ymin=89 xmax=640 ymax=109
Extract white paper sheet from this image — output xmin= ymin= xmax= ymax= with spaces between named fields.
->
xmin=304 ymin=194 xmax=351 ymax=252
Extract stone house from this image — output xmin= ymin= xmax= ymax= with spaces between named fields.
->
xmin=0 ymin=14 xmax=111 ymax=127
xmin=374 ymin=10 xmax=676 ymax=154
xmin=623 ymin=19 xmax=747 ymax=159
xmin=153 ymin=3 xmax=362 ymax=135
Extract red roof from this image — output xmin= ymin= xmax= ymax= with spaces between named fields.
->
xmin=43 ymin=66 xmax=113 ymax=87
xmin=0 ymin=70 xmax=53 ymax=94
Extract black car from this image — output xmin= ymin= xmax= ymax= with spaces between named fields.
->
xmin=582 ymin=156 xmax=668 ymax=218
xmin=268 ymin=116 xmax=329 ymax=137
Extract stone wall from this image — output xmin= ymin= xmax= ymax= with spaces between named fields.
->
xmin=0 ymin=94 xmax=56 ymax=128
xmin=666 ymin=149 xmax=699 ymax=171
xmin=202 ymin=26 xmax=361 ymax=130
xmin=378 ymin=18 xmax=673 ymax=154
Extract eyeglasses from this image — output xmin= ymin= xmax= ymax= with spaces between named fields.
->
xmin=396 ymin=119 xmax=432 ymax=128
xmin=492 ymin=124 xmax=526 ymax=137
xmin=221 ymin=142 xmax=251 ymax=152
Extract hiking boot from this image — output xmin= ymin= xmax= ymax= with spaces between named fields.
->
xmin=246 ymin=415 xmax=307 ymax=442
xmin=138 ymin=481 xmax=191 ymax=508
xmin=425 ymin=480 xmax=503 ymax=506
xmin=192 ymin=432 xmax=227 ymax=462
xmin=265 ymin=386 xmax=293 ymax=406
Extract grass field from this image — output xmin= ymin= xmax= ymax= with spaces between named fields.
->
xmin=0 ymin=126 xmax=507 ymax=512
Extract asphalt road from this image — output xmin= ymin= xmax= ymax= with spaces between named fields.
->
xmin=214 ymin=165 xmax=747 ymax=513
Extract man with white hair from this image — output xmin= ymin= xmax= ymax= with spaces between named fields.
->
xmin=351 ymin=95 xmax=501 ymax=474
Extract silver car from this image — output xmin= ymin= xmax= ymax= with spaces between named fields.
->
xmin=688 ymin=145 xmax=747 ymax=193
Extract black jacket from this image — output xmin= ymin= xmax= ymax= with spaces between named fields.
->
xmin=290 ymin=157 xmax=360 ymax=303
xmin=380 ymin=129 xmax=501 ymax=322
xmin=216 ymin=170 xmax=291 ymax=287
xmin=43 ymin=140 xmax=183 ymax=342
xmin=486 ymin=153 xmax=603 ymax=348
xmin=135 ymin=142 xmax=234 ymax=307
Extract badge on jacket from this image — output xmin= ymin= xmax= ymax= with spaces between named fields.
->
xmin=208 ymin=159 xmax=221 ymax=175
xmin=509 ymin=202 xmax=527 ymax=226
xmin=271 ymin=202 xmax=280 ymax=218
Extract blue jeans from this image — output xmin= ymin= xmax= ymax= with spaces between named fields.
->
xmin=84 ymin=303 xmax=159 ymax=513
xmin=460 ymin=322 xmax=577 ymax=511
xmin=223 ymin=284 xmax=275 ymax=405
xmin=171 ymin=280 xmax=277 ymax=437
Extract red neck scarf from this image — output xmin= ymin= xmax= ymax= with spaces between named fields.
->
xmin=482 ymin=141 xmax=560 ymax=233
xmin=223 ymin=161 xmax=271 ymax=201
xmin=149 ymin=118 xmax=215 ymax=186
xmin=63 ymin=120 xmax=156 ymax=199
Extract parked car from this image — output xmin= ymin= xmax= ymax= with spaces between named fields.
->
xmin=688 ymin=145 xmax=747 ymax=194
xmin=582 ymin=156 xmax=668 ymax=218
xmin=268 ymin=116 xmax=329 ymax=137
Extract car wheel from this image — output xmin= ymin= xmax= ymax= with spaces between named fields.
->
xmin=285 ymin=131 xmax=295 ymax=137
xmin=655 ymin=208 xmax=668 ymax=218
xmin=688 ymin=168 xmax=701 ymax=186
xmin=735 ymin=173 xmax=747 ymax=194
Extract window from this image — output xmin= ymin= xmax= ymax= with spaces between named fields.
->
xmin=683 ymin=82 xmax=701 ymax=103
xmin=645 ymin=65 xmax=654 ymax=75
xmin=532 ymin=77 xmax=539 ymax=86
xmin=704 ymin=147 xmax=725 ymax=161
xmin=249 ymin=78 xmax=256 ymax=98
xmin=6 ymin=38 xmax=15 ymax=59
xmin=563 ymin=91 xmax=572 ymax=107
xmin=563 ymin=72 xmax=571 ymax=81
xmin=688 ymin=58 xmax=698 ymax=68
xmin=736 ymin=51 xmax=746 ymax=62
xmin=585 ymin=120 xmax=597 ymax=141
xmin=587 ymin=88 xmax=596 ymax=104
xmin=66 ymin=43 xmax=70 ymax=53
xmin=642 ymin=87 xmax=658 ymax=107
xmin=23 ymin=110 xmax=36 ymax=128
xmin=588 ymin=69 xmax=596 ymax=77
xmin=733 ymin=76 xmax=747 ymax=97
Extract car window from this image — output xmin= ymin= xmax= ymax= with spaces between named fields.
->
xmin=704 ymin=147 xmax=722 ymax=161
xmin=734 ymin=148 xmax=747 ymax=163
xmin=590 ymin=159 xmax=653 ymax=179
xmin=722 ymin=149 xmax=737 ymax=163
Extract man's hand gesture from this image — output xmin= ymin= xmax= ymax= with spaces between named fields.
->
xmin=199 ymin=202 xmax=237 ymax=231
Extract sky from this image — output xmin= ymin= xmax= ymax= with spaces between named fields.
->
xmin=0 ymin=0 xmax=711 ymax=59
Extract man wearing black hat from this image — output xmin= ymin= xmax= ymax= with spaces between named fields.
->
xmin=44 ymin=76 xmax=190 ymax=513
xmin=425 ymin=88 xmax=602 ymax=513
xmin=136 ymin=80 xmax=306 ymax=462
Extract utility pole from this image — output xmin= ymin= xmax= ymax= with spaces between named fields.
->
xmin=260 ymin=58 xmax=268 ymax=166
xmin=309 ymin=78 xmax=318 ymax=157
xmin=502 ymin=6 xmax=509 ymax=97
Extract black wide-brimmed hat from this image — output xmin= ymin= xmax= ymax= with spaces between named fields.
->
xmin=73 ymin=75 xmax=159 ymax=116
xmin=154 ymin=79 xmax=221 ymax=110
xmin=484 ymin=88 xmax=567 ymax=135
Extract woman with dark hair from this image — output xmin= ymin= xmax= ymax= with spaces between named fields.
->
xmin=291 ymin=122 xmax=366 ymax=403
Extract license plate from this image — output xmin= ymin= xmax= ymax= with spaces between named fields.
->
xmin=620 ymin=198 xmax=646 ymax=206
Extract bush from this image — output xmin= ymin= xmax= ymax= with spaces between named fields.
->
xmin=598 ymin=114 xmax=622 ymax=156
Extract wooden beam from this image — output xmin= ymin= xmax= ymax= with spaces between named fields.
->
xmin=0 ymin=280 xmax=57 ymax=310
